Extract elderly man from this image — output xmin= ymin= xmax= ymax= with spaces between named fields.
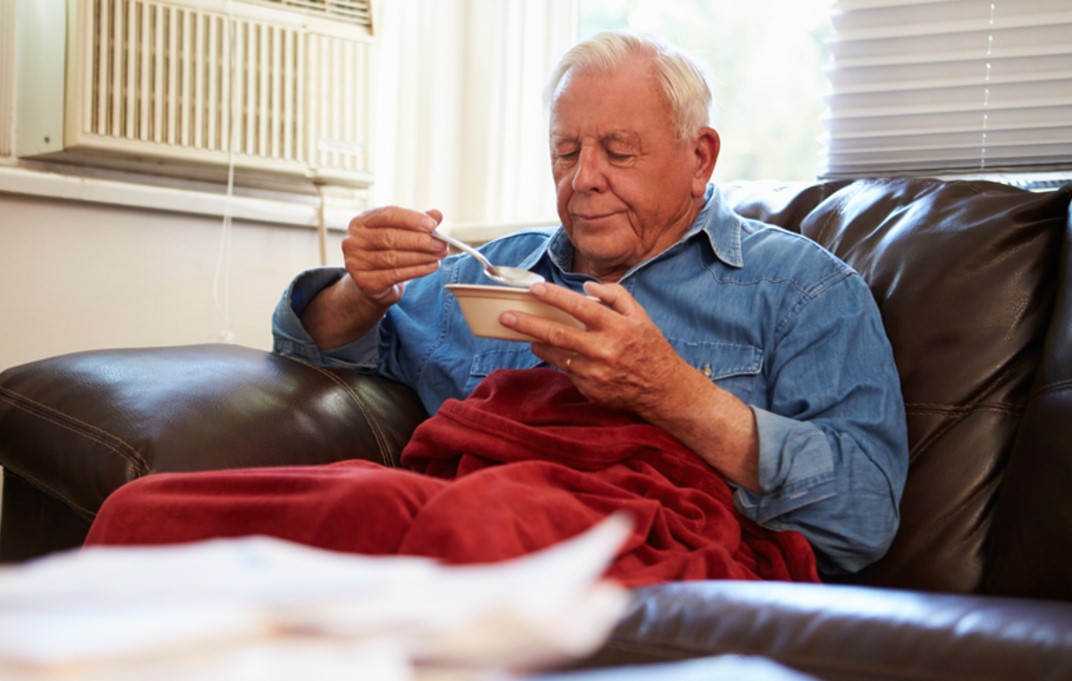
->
xmin=89 ymin=31 xmax=907 ymax=581
xmin=270 ymin=31 xmax=908 ymax=576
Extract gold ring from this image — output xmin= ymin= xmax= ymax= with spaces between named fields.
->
xmin=565 ymin=355 xmax=574 ymax=371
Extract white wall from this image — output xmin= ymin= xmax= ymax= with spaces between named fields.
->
xmin=0 ymin=191 xmax=343 ymax=370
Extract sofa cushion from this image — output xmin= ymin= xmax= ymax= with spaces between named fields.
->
xmin=727 ymin=179 xmax=1071 ymax=594
xmin=719 ymin=180 xmax=850 ymax=229
xmin=986 ymin=195 xmax=1072 ymax=599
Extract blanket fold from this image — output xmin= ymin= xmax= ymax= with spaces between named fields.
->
xmin=86 ymin=368 xmax=818 ymax=586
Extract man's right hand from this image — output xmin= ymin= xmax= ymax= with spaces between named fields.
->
xmin=343 ymin=206 xmax=449 ymax=306
xmin=300 ymin=206 xmax=449 ymax=351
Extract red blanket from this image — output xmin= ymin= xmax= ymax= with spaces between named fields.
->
xmin=86 ymin=368 xmax=818 ymax=586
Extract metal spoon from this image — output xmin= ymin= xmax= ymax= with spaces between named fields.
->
xmin=430 ymin=230 xmax=545 ymax=288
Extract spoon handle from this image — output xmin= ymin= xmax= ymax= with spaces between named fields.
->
xmin=430 ymin=230 xmax=494 ymax=270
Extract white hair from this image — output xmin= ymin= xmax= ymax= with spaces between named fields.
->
xmin=544 ymin=31 xmax=713 ymax=140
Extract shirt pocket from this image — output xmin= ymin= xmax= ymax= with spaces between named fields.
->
xmin=464 ymin=346 xmax=544 ymax=394
xmin=666 ymin=339 xmax=764 ymax=405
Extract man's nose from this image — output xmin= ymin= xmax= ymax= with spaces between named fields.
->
xmin=571 ymin=147 xmax=607 ymax=192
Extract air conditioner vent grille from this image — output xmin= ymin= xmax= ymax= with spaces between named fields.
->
xmin=246 ymin=0 xmax=372 ymax=29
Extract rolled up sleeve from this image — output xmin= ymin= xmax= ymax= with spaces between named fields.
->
xmin=270 ymin=267 xmax=380 ymax=370
xmin=736 ymin=409 xmax=836 ymax=523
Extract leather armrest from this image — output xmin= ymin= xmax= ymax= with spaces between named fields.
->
xmin=0 ymin=344 xmax=428 ymax=522
xmin=578 ymin=581 xmax=1072 ymax=681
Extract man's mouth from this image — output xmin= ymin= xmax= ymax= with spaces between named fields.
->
xmin=573 ymin=211 xmax=619 ymax=222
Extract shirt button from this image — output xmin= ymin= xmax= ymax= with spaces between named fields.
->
xmin=702 ymin=365 xmax=713 ymax=378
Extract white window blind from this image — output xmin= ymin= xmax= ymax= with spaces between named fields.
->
xmin=822 ymin=0 xmax=1072 ymax=179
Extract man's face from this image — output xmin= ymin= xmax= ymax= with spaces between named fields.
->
xmin=548 ymin=56 xmax=716 ymax=282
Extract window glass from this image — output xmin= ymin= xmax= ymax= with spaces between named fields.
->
xmin=578 ymin=0 xmax=832 ymax=182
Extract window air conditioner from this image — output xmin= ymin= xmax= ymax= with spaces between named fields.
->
xmin=15 ymin=0 xmax=376 ymax=191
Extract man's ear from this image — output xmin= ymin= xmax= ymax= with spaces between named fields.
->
xmin=692 ymin=127 xmax=721 ymax=197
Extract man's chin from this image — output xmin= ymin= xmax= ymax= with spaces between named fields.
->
xmin=570 ymin=242 xmax=635 ymax=279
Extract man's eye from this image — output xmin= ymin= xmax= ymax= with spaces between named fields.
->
xmin=605 ymin=150 xmax=637 ymax=163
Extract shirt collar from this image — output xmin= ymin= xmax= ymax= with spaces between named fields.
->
xmin=541 ymin=183 xmax=745 ymax=276
xmin=689 ymin=183 xmax=745 ymax=268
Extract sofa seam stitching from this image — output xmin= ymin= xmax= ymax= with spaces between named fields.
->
xmin=0 ymin=456 xmax=98 ymax=521
xmin=904 ymin=401 xmax=1025 ymax=417
xmin=0 ymin=387 xmax=148 ymax=473
xmin=287 ymin=362 xmax=392 ymax=465
xmin=1032 ymin=377 xmax=1072 ymax=395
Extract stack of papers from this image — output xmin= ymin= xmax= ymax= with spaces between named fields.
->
xmin=0 ymin=514 xmax=633 ymax=681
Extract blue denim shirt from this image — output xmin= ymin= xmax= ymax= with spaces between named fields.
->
xmin=272 ymin=184 xmax=909 ymax=576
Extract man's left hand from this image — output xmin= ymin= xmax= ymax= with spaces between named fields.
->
xmin=499 ymin=281 xmax=761 ymax=491
xmin=499 ymin=281 xmax=688 ymax=419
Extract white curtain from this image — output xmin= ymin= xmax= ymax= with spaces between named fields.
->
xmin=822 ymin=0 xmax=1072 ymax=179
xmin=371 ymin=0 xmax=576 ymax=238
xmin=0 ymin=0 xmax=15 ymax=158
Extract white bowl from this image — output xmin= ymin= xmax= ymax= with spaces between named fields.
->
xmin=446 ymin=284 xmax=586 ymax=342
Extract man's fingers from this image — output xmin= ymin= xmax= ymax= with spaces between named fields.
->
xmin=500 ymin=282 xmax=632 ymax=354
xmin=582 ymin=281 xmax=639 ymax=316
xmin=525 ymin=281 xmax=643 ymax=335
xmin=516 ymin=312 xmax=587 ymax=350
xmin=348 ymin=206 xmax=446 ymax=254
xmin=349 ymin=225 xmax=446 ymax=256
xmin=527 ymin=282 xmax=612 ymax=328
xmin=425 ymin=208 xmax=444 ymax=226
xmin=351 ymin=261 xmax=440 ymax=296
xmin=352 ymin=205 xmax=438 ymax=232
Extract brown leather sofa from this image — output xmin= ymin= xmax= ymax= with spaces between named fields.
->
xmin=2 ymin=178 xmax=1071 ymax=680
